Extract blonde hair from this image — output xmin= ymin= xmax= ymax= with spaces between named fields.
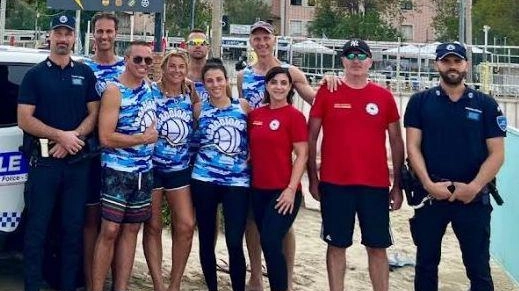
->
xmin=159 ymin=49 xmax=200 ymax=104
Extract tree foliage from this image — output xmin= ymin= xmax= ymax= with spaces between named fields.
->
xmin=432 ymin=0 xmax=518 ymax=45
xmin=308 ymin=0 xmax=402 ymax=41
xmin=165 ymin=0 xmax=212 ymax=38
xmin=430 ymin=0 xmax=459 ymax=42
xmin=473 ymin=0 xmax=518 ymax=45
xmin=223 ymin=0 xmax=273 ymax=25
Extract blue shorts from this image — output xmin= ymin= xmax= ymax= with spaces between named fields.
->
xmin=319 ymin=182 xmax=393 ymax=248
xmin=100 ymin=167 xmax=153 ymax=223
xmin=153 ymin=167 xmax=191 ymax=190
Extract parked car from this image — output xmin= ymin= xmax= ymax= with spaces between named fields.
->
xmin=0 ymin=45 xmax=87 ymax=288
xmin=0 ymin=46 xmax=53 ymax=245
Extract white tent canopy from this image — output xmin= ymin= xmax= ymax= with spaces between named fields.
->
xmin=291 ymin=40 xmax=337 ymax=55
xmin=383 ymin=44 xmax=436 ymax=59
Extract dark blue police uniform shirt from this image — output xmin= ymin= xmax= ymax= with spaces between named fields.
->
xmin=404 ymin=86 xmax=506 ymax=183
xmin=18 ymin=57 xmax=99 ymax=131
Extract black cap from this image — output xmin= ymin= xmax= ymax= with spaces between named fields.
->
xmin=341 ymin=39 xmax=371 ymax=58
xmin=435 ymin=42 xmax=467 ymax=60
xmin=51 ymin=14 xmax=75 ymax=30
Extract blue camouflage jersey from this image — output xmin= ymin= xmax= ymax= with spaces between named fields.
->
xmin=152 ymin=83 xmax=194 ymax=172
xmin=194 ymin=81 xmax=210 ymax=103
xmin=84 ymin=57 xmax=126 ymax=96
xmin=191 ymin=99 xmax=250 ymax=187
xmin=241 ymin=63 xmax=290 ymax=109
xmin=101 ymin=80 xmax=156 ymax=173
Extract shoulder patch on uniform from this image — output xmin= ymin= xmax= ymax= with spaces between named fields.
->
xmin=496 ymin=116 xmax=507 ymax=132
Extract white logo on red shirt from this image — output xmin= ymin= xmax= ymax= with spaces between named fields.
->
xmin=365 ymin=103 xmax=379 ymax=115
xmin=269 ymin=119 xmax=280 ymax=130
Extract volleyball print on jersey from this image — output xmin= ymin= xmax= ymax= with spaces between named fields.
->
xmin=191 ymin=100 xmax=250 ymax=186
xmin=153 ymin=88 xmax=194 ymax=172
xmin=101 ymin=81 xmax=156 ymax=173
xmin=212 ymin=123 xmax=242 ymax=155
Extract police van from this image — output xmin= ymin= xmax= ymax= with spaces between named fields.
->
xmin=0 ymin=46 xmax=54 ymax=247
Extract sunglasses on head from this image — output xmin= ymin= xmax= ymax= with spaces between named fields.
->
xmin=345 ymin=53 xmax=368 ymax=61
xmin=132 ymin=56 xmax=153 ymax=65
xmin=187 ymin=39 xmax=209 ymax=46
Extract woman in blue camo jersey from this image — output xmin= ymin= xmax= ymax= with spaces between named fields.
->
xmin=191 ymin=58 xmax=251 ymax=291
xmin=143 ymin=49 xmax=199 ymax=291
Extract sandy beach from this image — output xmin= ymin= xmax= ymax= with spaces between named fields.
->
xmin=1 ymin=194 xmax=518 ymax=291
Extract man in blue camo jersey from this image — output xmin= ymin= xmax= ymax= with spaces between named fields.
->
xmin=91 ymin=41 xmax=157 ymax=291
xmin=82 ymin=13 xmax=126 ymax=291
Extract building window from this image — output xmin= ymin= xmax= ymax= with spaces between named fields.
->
xmin=291 ymin=0 xmax=302 ymax=6
xmin=307 ymin=0 xmax=316 ymax=6
xmin=400 ymin=25 xmax=413 ymax=41
xmin=400 ymin=0 xmax=413 ymax=10
xmin=289 ymin=20 xmax=304 ymax=37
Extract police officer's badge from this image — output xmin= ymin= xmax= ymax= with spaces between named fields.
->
xmin=496 ymin=116 xmax=507 ymax=132
xmin=365 ymin=103 xmax=379 ymax=116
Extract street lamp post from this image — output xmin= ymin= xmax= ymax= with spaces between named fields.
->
xmin=483 ymin=25 xmax=490 ymax=62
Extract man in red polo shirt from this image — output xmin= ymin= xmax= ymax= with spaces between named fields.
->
xmin=307 ymin=39 xmax=404 ymax=291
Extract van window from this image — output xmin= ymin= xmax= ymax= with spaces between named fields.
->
xmin=0 ymin=64 xmax=32 ymax=127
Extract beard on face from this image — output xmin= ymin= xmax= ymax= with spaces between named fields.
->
xmin=439 ymin=69 xmax=466 ymax=85
xmin=54 ymin=43 xmax=71 ymax=55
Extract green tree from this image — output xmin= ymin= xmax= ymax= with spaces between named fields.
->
xmin=165 ymin=0 xmax=212 ymax=37
xmin=223 ymin=0 xmax=273 ymax=25
xmin=308 ymin=0 xmax=402 ymax=41
xmin=430 ymin=0 xmax=459 ymax=41
xmin=473 ymin=0 xmax=518 ymax=45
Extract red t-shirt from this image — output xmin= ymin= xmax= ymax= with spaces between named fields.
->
xmin=310 ymin=82 xmax=399 ymax=187
xmin=248 ymin=105 xmax=308 ymax=189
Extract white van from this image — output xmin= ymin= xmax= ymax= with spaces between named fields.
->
xmin=0 ymin=46 xmax=52 ymax=242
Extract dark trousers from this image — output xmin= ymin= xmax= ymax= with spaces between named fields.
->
xmin=191 ymin=179 xmax=249 ymax=291
xmin=252 ymin=188 xmax=301 ymax=291
xmin=23 ymin=158 xmax=89 ymax=291
xmin=410 ymin=199 xmax=493 ymax=291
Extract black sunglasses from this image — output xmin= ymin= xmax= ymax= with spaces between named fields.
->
xmin=132 ymin=56 xmax=153 ymax=65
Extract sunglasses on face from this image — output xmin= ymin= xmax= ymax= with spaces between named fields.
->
xmin=132 ymin=56 xmax=153 ymax=65
xmin=187 ymin=39 xmax=209 ymax=46
xmin=345 ymin=53 xmax=368 ymax=61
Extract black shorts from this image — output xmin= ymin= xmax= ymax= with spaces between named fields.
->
xmin=101 ymin=168 xmax=153 ymax=224
xmin=153 ymin=167 xmax=191 ymax=190
xmin=86 ymin=157 xmax=101 ymax=206
xmin=319 ymin=182 xmax=393 ymax=248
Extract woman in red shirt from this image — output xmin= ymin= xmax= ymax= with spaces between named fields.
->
xmin=248 ymin=66 xmax=308 ymax=291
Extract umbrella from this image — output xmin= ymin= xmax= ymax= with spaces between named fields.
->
xmin=383 ymin=44 xmax=436 ymax=59
xmin=291 ymin=40 xmax=336 ymax=55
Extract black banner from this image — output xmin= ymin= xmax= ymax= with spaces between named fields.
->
xmin=47 ymin=0 xmax=164 ymax=13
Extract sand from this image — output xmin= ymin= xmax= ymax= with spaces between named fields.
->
xmin=1 ymin=194 xmax=518 ymax=291
xmin=126 ymin=197 xmax=518 ymax=291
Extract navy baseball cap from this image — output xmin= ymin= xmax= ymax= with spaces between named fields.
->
xmin=435 ymin=42 xmax=467 ymax=60
xmin=51 ymin=14 xmax=75 ymax=30
xmin=341 ymin=39 xmax=372 ymax=58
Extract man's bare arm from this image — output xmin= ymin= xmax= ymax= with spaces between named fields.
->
xmin=98 ymin=85 xmax=155 ymax=148
xmin=388 ymin=121 xmax=405 ymax=188
xmin=307 ymin=117 xmax=322 ymax=200
xmin=289 ymin=66 xmax=315 ymax=105
xmin=18 ymin=104 xmax=84 ymax=153
xmin=75 ymin=101 xmax=100 ymax=137
xmin=236 ymin=70 xmax=244 ymax=99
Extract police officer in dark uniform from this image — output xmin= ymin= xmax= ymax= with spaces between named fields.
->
xmin=17 ymin=14 xmax=99 ymax=291
xmin=404 ymin=42 xmax=506 ymax=291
